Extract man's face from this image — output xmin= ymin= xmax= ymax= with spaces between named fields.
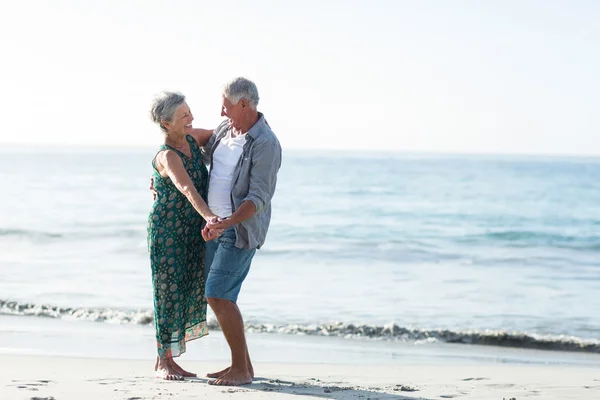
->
xmin=221 ymin=96 xmax=243 ymax=130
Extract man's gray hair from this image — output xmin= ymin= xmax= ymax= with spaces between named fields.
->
xmin=223 ymin=77 xmax=259 ymax=109
xmin=150 ymin=91 xmax=186 ymax=133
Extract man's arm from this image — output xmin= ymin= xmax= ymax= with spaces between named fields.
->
xmin=212 ymin=201 xmax=256 ymax=229
xmin=187 ymin=128 xmax=214 ymax=146
xmin=242 ymin=141 xmax=282 ymax=214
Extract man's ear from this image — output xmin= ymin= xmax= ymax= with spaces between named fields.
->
xmin=240 ymin=98 xmax=249 ymax=109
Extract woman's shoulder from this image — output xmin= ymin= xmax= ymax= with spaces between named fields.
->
xmin=153 ymin=147 xmax=185 ymax=173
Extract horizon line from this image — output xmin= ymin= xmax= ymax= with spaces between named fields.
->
xmin=0 ymin=142 xmax=599 ymax=159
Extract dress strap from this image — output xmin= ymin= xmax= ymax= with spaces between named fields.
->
xmin=163 ymin=143 xmax=189 ymax=160
xmin=186 ymin=134 xmax=202 ymax=160
xmin=151 ymin=145 xmax=170 ymax=171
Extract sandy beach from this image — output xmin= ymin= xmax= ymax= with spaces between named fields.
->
xmin=1 ymin=354 xmax=598 ymax=400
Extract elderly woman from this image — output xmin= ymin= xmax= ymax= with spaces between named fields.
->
xmin=147 ymin=91 xmax=218 ymax=380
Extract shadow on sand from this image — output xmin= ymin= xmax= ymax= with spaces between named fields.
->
xmin=189 ymin=376 xmax=431 ymax=400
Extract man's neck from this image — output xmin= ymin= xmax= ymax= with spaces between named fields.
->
xmin=236 ymin=111 xmax=260 ymax=134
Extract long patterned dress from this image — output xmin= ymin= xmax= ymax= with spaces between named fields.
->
xmin=147 ymin=135 xmax=209 ymax=359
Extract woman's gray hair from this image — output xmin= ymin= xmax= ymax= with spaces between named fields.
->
xmin=223 ymin=77 xmax=259 ymax=109
xmin=149 ymin=91 xmax=186 ymax=133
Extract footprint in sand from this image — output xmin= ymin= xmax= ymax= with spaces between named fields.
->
xmin=222 ymin=389 xmax=250 ymax=394
xmin=486 ymin=383 xmax=516 ymax=389
xmin=440 ymin=392 xmax=471 ymax=399
xmin=11 ymin=380 xmax=54 ymax=392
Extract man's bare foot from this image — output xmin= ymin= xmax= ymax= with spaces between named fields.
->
xmin=207 ymin=366 xmax=230 ymax=379
xmin=208 ymin=367 xmax=252 ymax=386
xmin=207 ymin=359 xmax=254 ymax=379
xmin=154 ymin=356 xmax=184 ymax=381
xmin=169 ymin=358 xmax=196 ymax=377
xmin=209 ymin=364 xmax=254 ymax=379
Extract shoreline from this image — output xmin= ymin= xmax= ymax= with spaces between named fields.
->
xmin=2 ymin=354 xmax=599 ymax=400
xmin=2 ymin=314 xmax=600 ymax=369
xmin=2 ymin=308 xmax=599 ymax=358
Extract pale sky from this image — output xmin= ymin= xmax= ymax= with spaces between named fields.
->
xmin=1 ymin=0 xmax=599 ymax=154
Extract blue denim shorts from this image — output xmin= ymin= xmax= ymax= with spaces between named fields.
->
xmin=204 ymin=227 xmax=256 ymax=303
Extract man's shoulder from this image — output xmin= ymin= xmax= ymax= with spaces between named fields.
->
xmin=254 ymin=121 xmax=280 ymax=148
xmin=215 ymin=119 xmax=230 ymax=136
xmin=202 ymin=120 xmax=229 ymax=154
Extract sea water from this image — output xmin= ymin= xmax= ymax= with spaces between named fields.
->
xmin=0 ymin=147 xmax=599 ymax=360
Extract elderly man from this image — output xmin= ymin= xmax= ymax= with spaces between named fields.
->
xmin=199 ymin=77 xmax=282 ymax=386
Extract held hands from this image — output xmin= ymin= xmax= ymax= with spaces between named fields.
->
xmin=201 ymin=216 xmax=225 ymax=241
xmin=202 ymin=225 xmax=223 ymax=241
xmin=206 ymin=215 xmax=222 ymax=225
xmin=201 ymin=215 xmax=233 ymax=240
xmin=206 ymin=216 xmax=233 ymax=230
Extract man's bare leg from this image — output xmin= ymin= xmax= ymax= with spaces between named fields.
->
xmin=154 ymin=356 xmax=184 ymax=381
xmin=207 ymin=301 xmax=253 ymax=379
xmin=207 ymin=297 xmax=252 ymax=386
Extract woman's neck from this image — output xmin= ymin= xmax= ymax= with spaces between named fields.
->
xmin=165 ymin=132 xmax=187 ymax=148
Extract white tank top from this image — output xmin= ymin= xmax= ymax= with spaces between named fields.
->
xmin=207 ymin=131 xmax=246 ymax=217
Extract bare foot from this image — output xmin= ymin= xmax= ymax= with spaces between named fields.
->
xmin=208 ymin=354 xmax=254 ymax=379
xmin=155 ymin=356 xmax=183 ymax=381
xmin=208 ymin=367 xmax=252 ymax=386
xmin=207 ymin=366 xmax=230 ymax=379
xmin=170 ymin=358 xmax=196 ymax=377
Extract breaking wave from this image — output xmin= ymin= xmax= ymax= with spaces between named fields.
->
xmin=1 ymin=299 xmax=598 ymax=354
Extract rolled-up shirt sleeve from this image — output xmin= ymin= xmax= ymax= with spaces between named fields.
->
xmin=244 ymin=141 xmax=282 ymax=213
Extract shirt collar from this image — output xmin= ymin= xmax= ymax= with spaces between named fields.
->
xmin=246 ymin=112 xmax=266 ymax=140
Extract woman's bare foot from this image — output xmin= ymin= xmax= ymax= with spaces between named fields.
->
xmin=169 ymin=358 xmax=196 ymax=378
xmin=208 ymin=367 xmax=252 ymax=386
xmin=154 ymin=356 xmax=184 ymax=381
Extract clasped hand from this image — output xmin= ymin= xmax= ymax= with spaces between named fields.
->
xmin=202 ymin=216 xmax=228 ymax=241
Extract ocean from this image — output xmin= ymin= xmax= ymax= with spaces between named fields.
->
xmin=1 ymin=147 xmax=599 ymax=363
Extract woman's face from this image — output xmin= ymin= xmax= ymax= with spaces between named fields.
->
xmin=164 ymin=102 xmax=194 ymax=135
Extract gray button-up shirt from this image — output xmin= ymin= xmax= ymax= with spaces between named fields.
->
xmin=202 ymin=113 xmax=282 ymax=249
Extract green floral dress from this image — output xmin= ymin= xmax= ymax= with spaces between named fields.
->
xmin=147 ymin=135 xmax=209 ymax=359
